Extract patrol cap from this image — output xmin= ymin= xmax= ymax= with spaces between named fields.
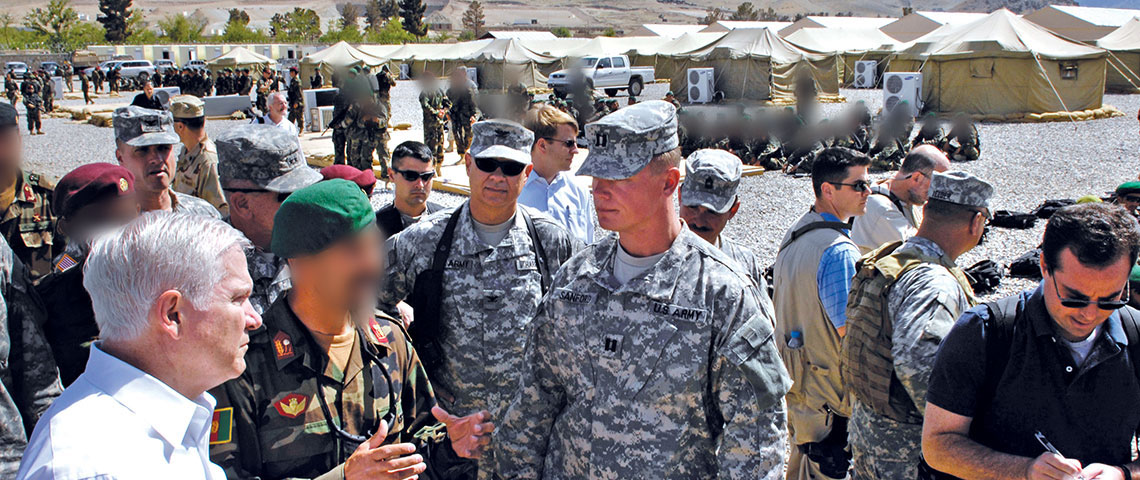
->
xmin=0 ymin=103 xmax=16 ymax=129
xmin=271 ymin=179 xmax=376 ymax=258
xmin=53 ymin=163 xmax=135 ymax=218
xmin=169 ymin=95 xmax=204 ymax=119
xmin=469 ymin=120 xmax=533 ymax=165
xmin=321 ymin=164 xmax=376 ymax=196
xmin=1117 ymin=181 xmax=1140 ymax=196
xmin=113 ymin=106 xmax=179 ymax=147
xmin=579 ymin=100 xmax=678 ymax=180
xmin=681 ymin=149 xmax=742 ymax=214
xmin=216 ymin=124 xmax=322 ymax=193
xmin=928 ymin=170 xmax=994 ymax=219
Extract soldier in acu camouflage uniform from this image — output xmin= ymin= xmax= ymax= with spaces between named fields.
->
xmin=112 ymin=106 xmax=221 ymax=219
xmin=210 ymin=179 xmax=493 ymax=480
xmin=496 ymin=101 xmax=792 ymax=480
xmin=0 ymin=103 xmax=60 ymax=281
xmin=0 ymin=237 xmax=62 ymax=477
xmin=419 ymin=75 xmax=450 ymax=171
xmin=216 ymin=124 xmax=323 ymax=315
xmin=170 ymin=95 xmax=228 ymax=216
xmin=846 ymin=171 xmax=992 ymax=480
xmin=381 ymin=120 xmax=581 ymax=479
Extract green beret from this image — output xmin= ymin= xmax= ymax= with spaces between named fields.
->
xmin=1117 ymin=181 xmax=1140 ymax=196
xmin=1132 ymin=264 xmax=1140 ymax=283
xmin=271 ymin=179 xmax=375 ymax=258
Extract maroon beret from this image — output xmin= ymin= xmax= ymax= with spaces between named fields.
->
xmin=54 ymin=163 xmax=135 ymax=218
xmin=320 ymin=165 xmax=376 ymax=196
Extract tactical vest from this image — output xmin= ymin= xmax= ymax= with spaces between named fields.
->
xmin=841 ymin=240 xmax=974 ymax=424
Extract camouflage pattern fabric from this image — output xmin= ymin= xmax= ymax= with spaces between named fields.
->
xmin=209 ymin=296 xmax=452 ymax=479
xmin=245 ymin=248 xmax=290 ymax=315
xmin=911 ymin=124 xmax=945 ymax=148
xmin=0 ymin=171 xmax=60 ymax=280
xmin=174 ymin=138 xmax=229 ymax=217
xmin=170 ymin=190 xmax=221 ymax=219
xmin=928 ymin=170 xmax=994 ymax=212
xmin=752 ymin=137 xmax=785 ymax=171
xmin=0 ymin=240 xmax=63 ymax=476
xmin=849 ymin=236 xmax=975 ymax=480
xmin=380 ymin=202 xmax=581 ymax=478
xmin=420 ymin=88 xmax=450 ymax=165
xmin=215 ymin=124 xmax=322 ymax=193
xmin=112 ymin=106 xmax=180 ymax=147
xmin=20 ymin=79 xmax=41 ymax=132
xmin=943 ymin=123 xmax=981 ymax=162
xmin=495 ymin=229 xmax=792 ymax=479
xmin=681 ymin=149 xmax=741 ymax=214
xmin=578 ymin=100 xmax=679 ymax=180
xmin=448 ymin=84 xmax=479 ymax=156
xmin=869 ymin=137 xmax=905 ymax=172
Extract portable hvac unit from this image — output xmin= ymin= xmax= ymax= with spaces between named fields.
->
xmin=687 ymin=68 xmax=715 ymax=104
xmin=882 ymin=72 xmax=922 ymax=116
xmin=853 ymin=60 xmax=877 ymax=88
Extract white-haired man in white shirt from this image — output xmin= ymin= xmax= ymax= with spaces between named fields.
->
xmin=17 ymin=212 xmax=263 ymax=480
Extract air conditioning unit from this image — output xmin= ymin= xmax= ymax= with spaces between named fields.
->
xmin=853 ymin=60 xmax=877 ymax=88
xmin=465 ymin=66 xmax=478 ymax=88
xmin=883 ymin=72 xmax=922 ymax=116
xmin=687 ymin=68 xmax=714 ymax=104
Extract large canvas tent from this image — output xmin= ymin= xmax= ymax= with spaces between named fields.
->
xmin=459 ymin=38 xmax=560 ymax=90
xmin=381 ymin=40 xmax=491 ymax=78
xmin=1096 ymin=18 xmax=1140 ymax=93
xmin=881 ymin=11 xmax=988 ymax=42
xmin=667 ymin=27 xmax=840 ymax=103
xmin=784 ymin=28 xmax=899 ymax=85
xmin=1023 ymin=5 xmax=1140 ymax=42
xmin=205 ymin=46 xmax=275 ymax=75
xmin=626 ymin=32 xmax=725 ymax=79
xmin=298 ymin=41 xmax=386 ymax=87
xmin=894 ymin=9 xmax=1108 ymax=118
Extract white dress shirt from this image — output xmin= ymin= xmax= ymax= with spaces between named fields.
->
xmin=17 ymin=344 xmax=225 ymax=480
xmin=850 ymin=183 xmax=919 ymax=254
xmin=519 ymin=170 xmax=595 ymax=244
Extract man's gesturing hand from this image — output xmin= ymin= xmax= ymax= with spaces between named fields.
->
xmin=432 ymin=406 xmax=495 ymax=459
xmin=345 ymin=420 xmax=426 ymax=480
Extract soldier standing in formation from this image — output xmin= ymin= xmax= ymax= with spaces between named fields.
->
xmin=419 ymin=74 xmax=450 ymax=172
xmin=4 ymin=72 xmax=18 ymax=105
xmin=447 ymin=67 xmax=479 ymax=158
xmin=497 ymin=100 xmax=792 ymax=479
xmin=20 ymin=76 xmax=43 ymax=136
xmin=286 ymin=67 xmax=304 ymax=133
xmin=90 ymin=66 xmax=103 ymax=94
xmin=39 ymin=72 xmax=53 ymax=114
xmin=170 ymin=95 xmax=228 ymax=216
xmin=78 ymin=71 xmax=92 ymax=105
xmin=845 ymin=171 xmax=992 ymax=480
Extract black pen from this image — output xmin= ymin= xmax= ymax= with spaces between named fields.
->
xmin=1036 ymin=431 xmax=1086 ymax=480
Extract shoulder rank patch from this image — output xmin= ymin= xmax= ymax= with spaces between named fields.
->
xmin=273 ymin=330 xmax=294 ymax=360
xmin=21 ymin=183 xmax=35 ymax=202
xmin=274 ymin=393 xmax=308 ymax=418
xmin=210 ymin=407 xmax=233 ymax=444
xmin=369 ymin=319 xmax=389 ymax=344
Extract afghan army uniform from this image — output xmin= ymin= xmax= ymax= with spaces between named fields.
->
xmin=753 ymin=136 xmax=785 ymax=171
xmin=911 ymin=121 xmax=945 ymax=148
xmin=0 ymin=240 xmax=63 ymax=476
xmin=329 ymin=90 xmax=350 ymax=166
xmin=5 ymin=73 xmax=17 ymax=105
xmin=496 ymin=102 xmax=792 ymax=480
xmin=786 ymin=140 xmax=825 ymax=174
xmin=171 ymin=96 xmax=228 ymax=216
xmin=506 ymin=81 xmax=531 ymax=120
xmin=20 ymin=78 xmax=42 ymax=134
xmin=420 ymin=86 xmax=450 ymax=166
xmin=376 ymin=67 xmax=397 ymax=110
xmin=846 ymin=172 xmax=993 ymax=480
xmin=287 ymin=74 xmax=304 ymax=131
xmin=344 ymin=101 xmax=388 ymax=173
xmin=255 ymin=74 xmax=272 ymax=112
xmin=40 ymin=77 xmax=53 ymax=113
xmin=869 ymin=135 xmax=906 ymax=171
xmin=79 ymin=72 xmax=92 ymax=105
xmin=448 ymin=82 xmax=479 ymax=156
xmin=943 ymin=121 xmax=980 ymax=162
xmin=0 ymin=170 xmax=60 ymax=280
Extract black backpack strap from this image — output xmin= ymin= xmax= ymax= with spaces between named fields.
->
xmin=429 ymin=207 xmax=464 ymax=276
xmin=978 ymin=295 xmax=1021 ymax=420
xmin=1114 ymin=307 xmax=1140 ymax=384
xmin=406 ymin=207 xmax=464 ymax=384
xmin=519 ymin=209 xmax=550 ymax=294
xmin=778 ymin=221 xmax=852 ymax=253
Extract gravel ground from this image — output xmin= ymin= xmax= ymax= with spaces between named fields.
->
xmin=17 ymin=81 xmax=1140 ymax=299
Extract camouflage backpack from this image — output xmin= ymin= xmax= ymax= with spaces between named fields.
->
xmin=841 ymin=240 xmax=947 ymax=424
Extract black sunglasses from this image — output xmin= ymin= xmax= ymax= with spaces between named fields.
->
xmin=1051 ymin=275 xmax=1130 ymax=310
xmin=542 ymin=137 xmax=576 ymax=149
xmin=474 ymin=157 xmax=527 ymax=176
xmin=391 ymin=167 xmax=435 ymax=182
xmin=828 ymin=180 xmax=871 ymax=193
xmin=224 ymin=188 xmax=290 ymax=203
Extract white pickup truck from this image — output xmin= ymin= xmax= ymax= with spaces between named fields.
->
xmin=547 ymin=55 xmax=655 ymax=98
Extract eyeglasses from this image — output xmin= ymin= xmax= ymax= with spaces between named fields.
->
xmin=542 ymin=137 xmax=576 ymax=149
xmin=1051 ymin=274 xmax=1130 ymax=310
xmin=828 ymin=180 xmax=871 ymax=193
xmin=474 ymin=157 xmax=527 ymax=176
xmin=224 ymin=188 xmax=290 ymax=203
xmin=391 ymin=167 xmax=435 ymax=183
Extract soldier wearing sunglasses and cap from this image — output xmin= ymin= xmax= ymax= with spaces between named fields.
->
xmin=773 ymin=146 xmax=871 ymax=480
xmin=380 ymin=119 xmax=581 ymax=479
xmin=923 ymin=202 xmax=1140 ymax=480
xmin=217 ymin=124 xmax=324 ymax=315
xmin=496 ymin=101 xmax=791 ymax=479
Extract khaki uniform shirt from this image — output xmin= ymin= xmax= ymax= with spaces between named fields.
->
xmin=174 ymin=138 xmax=229 ymax=217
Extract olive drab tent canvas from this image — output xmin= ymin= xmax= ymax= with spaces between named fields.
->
xmin=205 ymin=47 xmax=275 ymax=76
xmin=298 ymin=41 xmax=387 ymax=89
xmin=458 ymin=38 xmax=561 ymax=90
xmin=784 ymin=28 xmax=900 ymax=86
xmin=1096 ymin=18 xmax=1140 ymax=93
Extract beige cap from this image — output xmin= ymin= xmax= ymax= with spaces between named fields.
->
xmin=169 ymin=95 xmax=204 ymax=119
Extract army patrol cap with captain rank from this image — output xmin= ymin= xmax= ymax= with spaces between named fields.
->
xmin=928 ymin=170 xmax=994 ymax=219
xmin=169 ymin=95 xmax=204 ymax=119
xmin=579 ymin=100 xmax=679 ymax=180
xmin=113 ymin=106 xmax=180 ymax=147
xmin=681 ymin=149 xmax=742 ymax=214
xmin=469 ymin=120 xmax=534 ymax=166
xmin=216 ymin=124 xmax=322 ymax=193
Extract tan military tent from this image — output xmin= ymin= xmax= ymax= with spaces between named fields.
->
xmin=205 ymin=46 xmax=276 ymax=75
xmin=667 ymin=27 xmax=840 ymax=103
xmin=627 ymin=32 xmax=724 ymax=80
xmin=783 ymin=28 xmax=899 ymax=85
xmin=1097 ymin=18 xmax=1140 ymax=93
xmin=893 ymin=9 xmax=1108 ymax=118
xmin=459 ymin=38 xmax=560 ymax=90
xmin=298 ymin=41 xmax=387 ymax=87
xmin=380 ymin=40 xmax=491 ymax=78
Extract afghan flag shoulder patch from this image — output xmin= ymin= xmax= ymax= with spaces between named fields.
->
xmin=210 ymin=407 xmax=233 ymax=445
